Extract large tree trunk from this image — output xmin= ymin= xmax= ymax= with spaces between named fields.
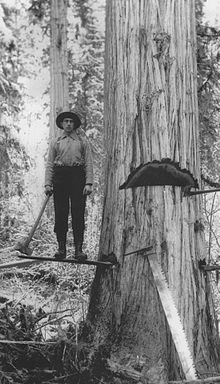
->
xmin=86 ymin=0 xmax=219 ymax=382
xmin=50 ymin=0 xmax=68 ymax=139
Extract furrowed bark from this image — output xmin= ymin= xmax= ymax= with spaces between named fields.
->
xmin=86 ymin=1 xmax=219 ymax=382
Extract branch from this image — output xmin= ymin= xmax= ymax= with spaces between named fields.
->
xmin=201 ymin=265 xmax=220 ymax=271
xmin=169 ymin=376 xmax=220 ymax=383
xmin=34 ymin=314 xmax=73 ymax=333
xmin=201 ymin=175 xmax=220 ymax=188
xmin=107 ymin=360 xmax=141 ymax=381
xmin=0 ymin=340 xmax=56 ymax=345
xmin=107 ymin=360 xmax=220 ymax=384
xmin=198 ymin=71 xmax=213 ymax=93
xmin=0 ymin=259 xmax=41 ymax=270
xmin=197 ymin=30 xmax=220 ymax=38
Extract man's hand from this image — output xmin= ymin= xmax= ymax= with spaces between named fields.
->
xmin=45 ymin=185 xmax=53 ymax=196
xmin=83 ymin=184 xmax=93 ymax=196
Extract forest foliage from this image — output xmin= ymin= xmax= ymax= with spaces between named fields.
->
xmin=197 ymin=1 xmax=220 ymax=180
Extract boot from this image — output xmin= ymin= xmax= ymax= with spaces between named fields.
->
xmin=54 ymin=240 xmax=66 ymax=260
xmin=75 ymin=243 xmax=87 ymax=261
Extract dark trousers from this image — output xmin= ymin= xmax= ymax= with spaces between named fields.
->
xmin=53 ymin=166 xmax=86 ymax=245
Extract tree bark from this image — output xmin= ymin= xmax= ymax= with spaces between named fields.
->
xmin=86 ymin=0 xmax=219 ymax=383
xmin=50 ymin=0 xmax=68 ymax=139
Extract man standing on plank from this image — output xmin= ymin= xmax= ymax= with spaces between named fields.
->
xmin=45 ymin=111 xmax=93 ymax=260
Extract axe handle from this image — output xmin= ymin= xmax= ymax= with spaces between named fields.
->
xmin=24 ymin=195 xmax=50 ymax=246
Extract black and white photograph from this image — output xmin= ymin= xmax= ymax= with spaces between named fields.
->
xmin=0 ymin=0 xmax=220 ymax=383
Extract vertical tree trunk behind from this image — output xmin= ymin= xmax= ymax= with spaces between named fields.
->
xmin=86 ymin=0 xmax=219 ymax=382
xmin=50 ymin=0 xmax=68 ymax=139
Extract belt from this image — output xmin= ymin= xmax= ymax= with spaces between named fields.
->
xmin=54 ymin=163 xmax=83 ymax=168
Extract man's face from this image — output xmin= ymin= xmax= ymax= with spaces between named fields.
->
xmin=61 ymin=118 xmax=75 ymax=134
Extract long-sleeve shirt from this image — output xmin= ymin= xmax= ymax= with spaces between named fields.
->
xmin=45 ymin=129 xmax=93 ymax=186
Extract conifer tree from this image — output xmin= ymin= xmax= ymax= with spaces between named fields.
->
xmin=0 ymin=2 xmax=29 ymax=242
xmin=86 ymin=1 xmax=220 ymax=382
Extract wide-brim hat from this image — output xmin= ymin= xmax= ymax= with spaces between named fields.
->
xmin=56 ymin=111 xmax=81 ymax=129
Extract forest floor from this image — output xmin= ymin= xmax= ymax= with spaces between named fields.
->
xmin=0 ymin=218 xmax=98 ymax=384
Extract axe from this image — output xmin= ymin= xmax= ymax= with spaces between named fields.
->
xmin=15 ymin=195 xmax=50 ymax=255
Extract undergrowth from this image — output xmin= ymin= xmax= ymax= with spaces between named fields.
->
xmin=0 ymin=211 xmax=103 ymax=383
xmin=0 ymin=300 xmax=116 ymax=384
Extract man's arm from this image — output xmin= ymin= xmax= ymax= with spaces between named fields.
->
xmin=45 ymin=140 xmax=56 ymax=191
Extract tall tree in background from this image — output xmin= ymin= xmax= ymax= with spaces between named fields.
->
xmin=86 ymin=0 xmax=219 ymax=382
xmin=0 ymin=2 xmax=29 ymax=245
xmin=68 ymin=0 xmax=105 ymax=251
xmin=69 ymin=0 xmax=105 ymax=190
xmin=50 ymin=0 xmax=68 ymax=139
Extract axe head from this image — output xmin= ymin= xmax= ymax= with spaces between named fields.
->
xmin=14 ymin=240 xmax=33 ymax=255
xmin=14 ymin=195 xmax=50 ymax=256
